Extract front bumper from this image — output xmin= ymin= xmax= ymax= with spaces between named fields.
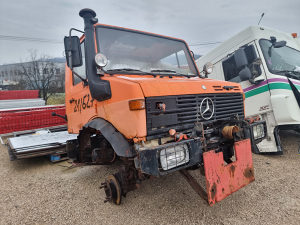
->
xmin=135 ymin=138 xmax=203 ymax=177
xmin=135 ymin=138 xmax=255 ymax=205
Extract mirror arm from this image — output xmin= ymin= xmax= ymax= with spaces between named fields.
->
xmin=69 ymin=28 xmax=84 ymax=37
xmin=72 ymin=70 xmax=88 ymax=86
xmin=198 ymin=70 xmax=207 ymax=78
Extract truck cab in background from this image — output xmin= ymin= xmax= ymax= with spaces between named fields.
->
xmin=63 ymin=9 xmax=265 ymax=205
xmin=196 ymin=26 xmax=300 ymax=154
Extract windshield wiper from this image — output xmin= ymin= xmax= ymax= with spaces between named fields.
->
xmin=105 ymin=68 xmax=157 ymax=77
xmin=273 ymin=70 xmax=300 ymax=80
xmin=103 ymin=68 xmax=194 ymax=78
xmin=150 ymin=69 xmax=177 ymax=73
xmin=150 ymin=69 xmax=194 ymax=78
xmin=274 ymin=70 xmax=300 ymax=75
xmin=106 ymin=68 xmax=142 ymax=73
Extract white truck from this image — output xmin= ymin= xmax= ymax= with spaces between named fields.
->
xmin=196 ymin=26 xmax=300 ymax=154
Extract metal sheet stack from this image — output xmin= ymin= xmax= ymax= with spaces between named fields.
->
xmin=7 ymin=130 xmax=77 ymax=160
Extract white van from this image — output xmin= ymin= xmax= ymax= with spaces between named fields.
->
xmin=196 ymin=26 xmax=300 ymax=154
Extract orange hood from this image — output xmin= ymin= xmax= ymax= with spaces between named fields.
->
xmin=113 ymin=75 xmax=242 ymax=97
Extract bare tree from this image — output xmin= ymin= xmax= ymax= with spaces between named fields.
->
xmin=20 ymin=50 xmax=60 ymax=103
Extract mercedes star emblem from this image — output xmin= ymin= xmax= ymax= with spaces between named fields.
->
xmin=200 ymin=97 xmax=214 ymax=120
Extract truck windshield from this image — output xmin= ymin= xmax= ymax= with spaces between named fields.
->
xmin=95 ymin=26 xmax=198 ymax=76
xmin=259 ymin=39 xmax=300 ymax=78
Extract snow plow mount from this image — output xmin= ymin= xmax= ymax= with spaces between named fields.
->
xmin=180 ymin=138 xmax=254 ymax=206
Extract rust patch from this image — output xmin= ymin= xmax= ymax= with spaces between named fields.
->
xmin=210 ymin=183 xmax=217 ymax=200
xmin=244 ymin=167 xmax=254 ymax=179
xmin=229 ymin=165 xmax=236 ymax=177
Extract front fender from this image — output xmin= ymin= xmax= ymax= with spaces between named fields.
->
xmin=84 ymin=118 xmax=136 ymax=157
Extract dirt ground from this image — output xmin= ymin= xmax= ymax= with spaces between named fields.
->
xmin=0 ymin=131 xmax=300 ymax=225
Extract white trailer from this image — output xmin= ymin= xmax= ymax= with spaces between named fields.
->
xmin=196 ymin=26 xmax=300 ymax=154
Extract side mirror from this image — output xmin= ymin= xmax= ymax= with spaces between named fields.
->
xmin=268 ymin=36 xmax=287 ymax=56
xmin=274 ymin=41 xmax=286 ymax=48
xmin=64 ymin=36 xmax=83 ymax=68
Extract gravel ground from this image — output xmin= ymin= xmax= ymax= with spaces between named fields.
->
xmin=0 ymin=131 xmax=300 ymax=225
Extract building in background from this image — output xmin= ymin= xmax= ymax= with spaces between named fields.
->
xmin=0 ymin=58 xmax=65 ymax=90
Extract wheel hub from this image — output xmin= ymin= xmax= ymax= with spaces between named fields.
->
xmin=101 ymin=175 xmax=122 ymax=205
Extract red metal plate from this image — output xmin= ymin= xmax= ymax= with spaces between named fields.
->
xmin=203 ymin=138 xmax=254 ymax=206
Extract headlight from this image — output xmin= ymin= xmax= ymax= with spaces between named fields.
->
xmin=160 ymin=144 xmax=189 ymax=171
xmin=95 ymin=53 xmax=108 ymax=67
xmin=252 ymin=123 xmax=265 ymax=140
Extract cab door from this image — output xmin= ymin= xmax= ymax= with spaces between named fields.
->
xmin=222 ymin=41 xmax=270 ymax=117
xmin=65 ymin=40 xmax=96 ymax=133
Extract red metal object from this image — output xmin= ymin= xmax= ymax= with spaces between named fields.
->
xmin=203 ymin=138 xmax=254 ymax=206
xmin=0 ymin=90 xmax=39 ymax=100
xmin=0 ymin=105 xmax=66 ymax=134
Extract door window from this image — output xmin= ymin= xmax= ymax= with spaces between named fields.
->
xmin=73 ymin=41 xmax=86 ymax=85
xmin=222 ymin=44 xmax=261 ymax=82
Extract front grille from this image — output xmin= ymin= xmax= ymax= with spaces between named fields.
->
xmin=146 ymin=93 xmax=244 ymax=139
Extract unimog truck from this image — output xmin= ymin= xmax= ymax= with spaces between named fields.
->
xmin=64 ymin=8 xmax=266 ymax=205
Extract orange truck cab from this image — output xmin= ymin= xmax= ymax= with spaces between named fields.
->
xmin=64 ymin=8 xmax=266 ymax=205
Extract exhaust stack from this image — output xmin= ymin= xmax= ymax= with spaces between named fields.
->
xmin=79 ymin=8 xmax=111 ymax=101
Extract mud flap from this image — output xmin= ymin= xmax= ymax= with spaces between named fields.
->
xmin=203 ymin=139 xmax=255 ymax=206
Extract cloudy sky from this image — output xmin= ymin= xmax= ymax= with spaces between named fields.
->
xmin=0 ymin=0 xmax=299 ymax=65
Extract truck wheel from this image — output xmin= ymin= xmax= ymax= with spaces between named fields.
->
xmin=102 ymin=175 xmax=122 ymax=205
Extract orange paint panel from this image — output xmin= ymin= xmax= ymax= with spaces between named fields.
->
xmin=102 ymin=76 xmax=145 ymax=102
xmin=105 ymin=75 xmax=242 ymax=97
xmin=65 ymin=72 xmax=147 ymax=137
xmin=203 ymin=139 xmax=254 ymax=206
xmin=103 ymin=100 xmax=146 ymax=139
xmin=65 ymin=65 xmax=98 ymax=133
